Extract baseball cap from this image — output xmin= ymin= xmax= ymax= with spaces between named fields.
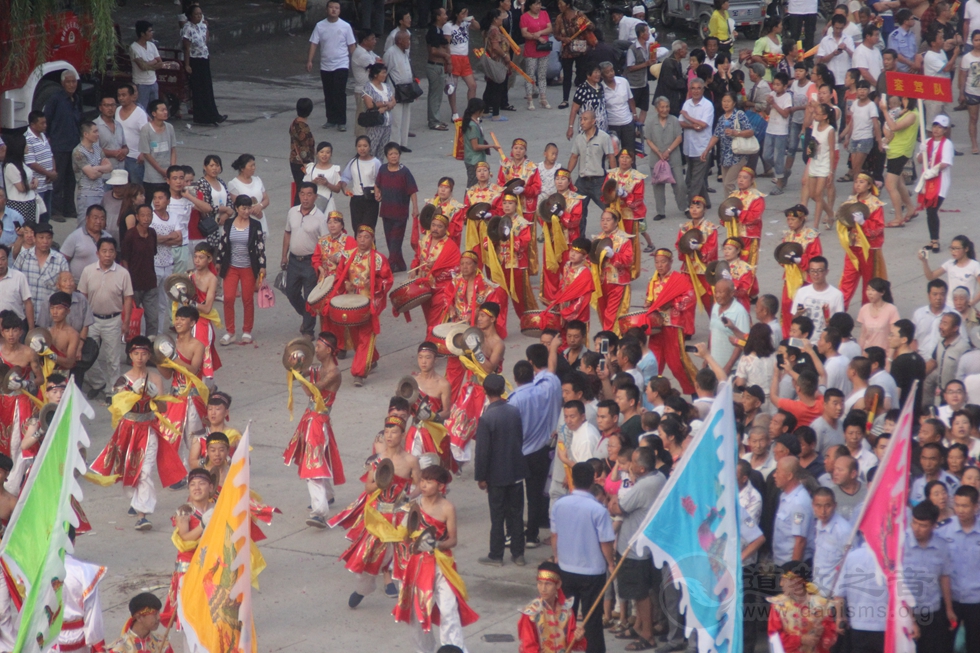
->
xmin=933 ymin=114 xmax=950 ymax=128
xmin=774 ymin=433 xmax=802 ymax=457
xmin=632 ymin=5 xmax=646 ymax=14
xmin=745 ymin=385 xmax=766 ymax=403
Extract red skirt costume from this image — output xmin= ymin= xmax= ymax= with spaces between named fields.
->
xmin=326 ymin=245 xmax=394 ymax=379
xmin=540 ymin=191 xmax=584 ymax=303
xmin=483 ymin=214 xmax=538 ymax=318
xmin=728 ymin=258 xmax=756 ymax=312
xmin=497 ymin=159 xmax=542 ymax=229
xmin=0 ymin=357 xmax=35 ymax=459
xmin=463 ymin=183 xmax=503 ymax=267
xmin=415 ymin=197 xmax=466 ymax=249
xmin=551 ymin=262 xmax=594 ymax=336
xmin=766 ymin=592 xmax=837 ymax=653
xmin=779 ymin=227 xmax=823 ymax=337
xmin=517 ymin=590 xmax=586 ymax=653
xmin=406 ymin=231 xmax=462 ymax=342
xmin=676 ymin=219 xmax=719 ymax=315
xmin=646 ymin=270 xmax=698 ymax=394
xmin=596 ymin=229 xmax=634 ymax=334
xmin=160 ymin=507 xmax=204 ymax=627
xmin=604 ymin=167 xmax=647 ymax=280
xmin=445 ymin=270 xmax=509 ymax=399
xmin=393 ymin=508 xmax=479 ymax=631
xmin=159 ymin=350 xmax=207 ymax=457
xmin=406 ymin=390 xmax=455 ymax=473
xmin=283 ymin=379 xmax=346 ymax=484
xmin=91 ymin=376 xmax=186 ymax=488
xmin=185 ymin=276 xmax=222 ymax=378
xmin=724 ymin=188 xmax=764 ymax=269
xmin=838 ymin=193 xmax=886 ymax=311
xmin=310 ymin=231 xmax=356 ymax=341
xmin=328 ymin=459 xmax=413 ymax=578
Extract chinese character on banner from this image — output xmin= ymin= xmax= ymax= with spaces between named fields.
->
xmin=886 ymin=71 xmax=953 ymax=102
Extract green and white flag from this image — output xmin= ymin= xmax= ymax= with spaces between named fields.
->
xmin=0 ymin=383 xmax=92 ymax=653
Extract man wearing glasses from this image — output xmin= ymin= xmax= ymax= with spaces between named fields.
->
xmin=790 ymin=255 xmax=845 ymax=344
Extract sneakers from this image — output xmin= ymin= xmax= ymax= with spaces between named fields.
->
xmin=525 ymin=538 xmax=541 ymax=549
xmin=337 ymin=124 xmax=347 ymax=132
xmin=384 ymin=582 xmax=399 ymax=598
xmin=134 ymin=518 xmax=152 ymax=531
xmin=220 ymin=332 xmax=235 ymax=346
xmin=478 ymin=556 xmax=504 ymax=567
xmin=306 ymin=515 xmax=327 ymax=528
xmin=512 ymin=555 xmax=526 ymax=566
xmin=348 ymin=592 xmax=364 ymax=608
xmin=241 ymin=333 xmax=253 ymax=344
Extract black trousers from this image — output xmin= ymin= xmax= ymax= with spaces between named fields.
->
xmin=319 ymin=68 xmax=349 ymax=125
xmin=607 ymin=122 xmax=636 ymax=160
xmin=574 ymin=175 xmax=605 ymax=234
xmin=189 ymin=57 xmax=221 ymax=124
xmin=927 ymin=196 xmax=945 ymax=241
xmin=561 ymin=57 xmax=588 ymax=103
xmin=916 ymin=607 xmax=954 ymax=653
xmin=561 ymin=570 xmax=607 ymax=653
xmin=954 ymin=601 xmax=980 ymax=653
xmin=349 ymin=194 xmax=379 ymax=234
xmin=488 ymin=481 xmax=525 ymax=560
xmin=290 ymin=162 xmax=305 ymax=205
xmin=52 ymin=150 xmax=76 ymax=218
xmin=483 ymin=78 xmax=508 ymax=117
xmin=785 ymin=13 xmax=818 ymax=51
xmin=286 ymin=254 xmax=317 ymax=336
xmin=849 ymin=629 xmax=884 ymax=653
xmin=524 ymin=445 xmax=551 ymax=541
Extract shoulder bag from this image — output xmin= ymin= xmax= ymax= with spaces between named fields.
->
xmin=730 ymin=112 xmax=760 ymax=156
xmin=358 ymin=107 xmax=385 ymax=127
xmin=395 ymin=78 xmax=424 ymax=104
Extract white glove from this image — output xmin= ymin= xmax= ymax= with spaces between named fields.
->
xmin=852 ymin=212 xmax=865 ymax=225
xmin=168 ymin=285 xmax=183 ymax=300
xmin=502 ymin=225 xmax=511 ymax=237
xmin=922 ymin=166 xmax=940 ymax=180
xmin=417 ymin=404 xmax=433 ymax=422
xmin=792 ymin=256 xmax=802 ymax=264
xmin=416 ymin=532 xmax=437 ymax=553
xmin=131 ymin=377 xmax=146 ymax=394
xmin=464 ymin=333 xmax=481 ymax=350
xmin=603 ymin=246 xmax=614 ymax=257
xmin=7 ymin=374 xmax=24 ymax=391
xmin=475 ymin=350 xmax=487 ymax=363
xmin=617 ymin=187 xmax=628 ymax=198
xmin=691 ymin=242 xmax=701 ymax=250
xmin=158 ymin=341 xmax=176 ymax=359
xmin=550 ymin=204 xmax=563 ymax=216
xmin=479 ymin=210 xmax=492 ymax=219
xmin=29 ymin=338 xmax=43 ymax=353
xmin=513 ymin=185 xmax=524 ymax=195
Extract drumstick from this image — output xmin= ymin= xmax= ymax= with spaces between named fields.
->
xmin=509 ymin=61 xmax=535 ymax=85
xmin=490 ymin=132 xmax=507 ymax=161
xmin=500 ymin=28 xmax=521 ymax=55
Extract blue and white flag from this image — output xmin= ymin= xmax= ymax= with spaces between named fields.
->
xmin=632 ymin=382 xmax=741 ymax=653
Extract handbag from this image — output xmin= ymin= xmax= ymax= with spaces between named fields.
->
xmin=357 ymin=107 xmax=385 ymax=127
xmin=274 ymin=270 xmax=288 ymax=294
xmin=394 ymin=79 xmax=424 ymax=103
xmin=257 ymin=280 xmax=275 ymax=309
xmin=650 ymin=158 xmax=675 ymax=185
xmin=730 ymin=113 xmax=760 ymax=156
xmin=125 ymin=307 xmax=144 ymax=341
xmin=197 ymin=210 xmax=219 ymax=237
xmin=570 ymin=39 xmax=588 ymax=54
xmin=482 ymin=55 xmax=509 ymax=83
xmin=535 ymin=40 xmax=553 ymax=52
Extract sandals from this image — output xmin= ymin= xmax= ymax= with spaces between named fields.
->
xmin=885 ymin=218 xmax=906 ymax=228
xmin=625 ymin=637 xmax=657 ymax=651
xmin=615 ymin=628 xmax=640 ymax=640
xmin=929 ymin=240 xmax=940 ymax=253
xmin=837 ymin=173 xmax=853 ymax=182
xmin=558 ymin=101 xmax=569 ymax=109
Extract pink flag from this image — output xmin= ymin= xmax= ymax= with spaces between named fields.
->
xmin=847 ymin=382 xmax=917 ymax=653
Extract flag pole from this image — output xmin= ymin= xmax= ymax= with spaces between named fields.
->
xmin=579 ymin=544 xmax=633 ymax=628
xmin=156 ymin=616 xmax=176 ymax=653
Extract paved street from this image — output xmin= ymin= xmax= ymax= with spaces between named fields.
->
xmin=60 ymin=16 xmax=977 ymax=652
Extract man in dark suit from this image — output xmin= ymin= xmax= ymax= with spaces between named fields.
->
xmin=658 ymin=40 xmax=690 ymax=116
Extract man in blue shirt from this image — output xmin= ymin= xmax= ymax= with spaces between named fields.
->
xmin=940 ymin=485 xmax=980 ymax=653
xmin=888 ymin=10 xmax=917 ymax=72
xmin=834 ymin=538 xmax=887 ymax=651
xmin=905 ymin=501 xmax=956 ymax=652
xmin=509 ymin=344 xmax=562 ymax=548
xmin=550 ymin=462 xmax=615 ymax=653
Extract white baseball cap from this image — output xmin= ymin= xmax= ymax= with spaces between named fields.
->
xmin=632 ymin=5 xmax=646 ymax=15
xmin=106 ymin=169 xmax=129 ymax=186
xmin=933 ymin=114 xmax=950 ymax=128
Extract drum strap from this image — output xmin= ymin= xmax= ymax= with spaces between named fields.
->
xmin=589 ymin=251 xmax=606 ymax=312
xmin=159 ymin=358 xmax=210 ymax=404
xmin=287 ymin=368 xmax=326 ymax=421
xmin=836 ymin=219 xmax=869 ymax=268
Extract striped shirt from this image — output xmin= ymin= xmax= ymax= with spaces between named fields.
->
xmin=228 ymin=224 xmax=250 ymax=268
xmin=24 ymin=129 xmax=55 ymax=192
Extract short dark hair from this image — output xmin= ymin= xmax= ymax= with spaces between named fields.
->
xmin=389 ymin=396 xmax=410 ymax=412
xmin=514 ymin=360 xmax=534 ymax=385
xmin=128 ymin=592 xmax=163 ymax=616
xmin=849 ymin=356 xmax=871 ymax=381
xmin=617 ymin=384 xmax=640 ymax=407
xmin=696 ymin=367 xmax=718 ymax=393
xmin=775 ymin=409 xmax=798 ymax=433
xmin=175 ymin=305 xmax=200 ymax=321
xmin=813 ymin=486 xmax=835 ymax=502
xmin=135 ymin=20 xmax=153 ymax=38
xmin=791 ymin=315 xmax=814 ymax=338
xmin=955 ymin=485 xmax=979 ymax=504
xmin=526 ymin=343 xmax=549 ymax=369
xmin=28 ymin=110 xmax=45 ymax=125
xmin=635 ymin=447 xmax=658 ymax=473
xmin=759 ymin=294 xmax=779 ymax=316
xmin=824 ymin=388 xmax=844 ymax=401
xmin=571 ymin=462 xmax=595 ymax=489
xmin=927 ymin=278 xmax=949 ymax=293
xmin=894 ymin=319 xmax=915 ymax=345
xmin=773 ymin=71 xmax=790 ymax=86
xmin=821 ymin=327 xmax=842 ymax=351
xmin=828 ymin=312 xmax=854 ymax=338
xmin=566 ymin=319 xmax=587 ymax=335
xmin=843 ymin=410 xmax=867 ymax=432
xmin=912 ymin=500 xmax=940 ymax=523
xmin=796 ymin=370 xmax=819 ymax=397
xmin=296 ymin=97 xmax=314 ymax=118
xmin=865 ymin=346 xmax=886 ymax=369
xmin=795 ymin=426 xmax=816 ymax=446
xmin=862 ymin=24 xmax=879 ymax=39
xmin=147 ymin=99 xmax=167 ymax=116
xmin=619 ymin=341 xmax=642 ymax=366
xmin=97 ymin=236 xmax=117 ymax=251
xmin=384 ymin=141 xmax=401 ymax=155
xmin=563 ymin=399 xmax=585 ymax=414
xmin=484 ymin=374 xmax=506 ymax=397
xmin=298 ymin=181 xmax=318 ymax=195
xmin=597 ymin=398 xmax=620 ymax=417
xmin=831 ymin=14 xmax=846 ymax=25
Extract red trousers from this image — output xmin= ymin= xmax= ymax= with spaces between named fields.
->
xmin=839 ymin=248 xmax=875 ymax=311
xmin=649 ymin=326 xmax=696 ymax=394
xmin=781 ymin=284 xmax=793 ymax=339
xmin=348 ymin=324 xmax=379 ymax=378
xmin=322 ymin=316 xmax=347 ymax=353
xmin=541 ymin=252 xmax=569 ymax=303
xmin=420 ymin=281 xmax=453 ymax=342
xmin=223 ymin=266 xmax=255 ymax=334
xmin=597 ymin=284 xmax=628 ymax=333
xmin=446 ymin=356 xmax=465 ymax=401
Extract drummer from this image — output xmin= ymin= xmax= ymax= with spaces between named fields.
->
xmin=675 ymin=196 xmax=719 ymax=315
xmin=47 ymin=292 xmax=80 ymax=374
xmin=838 ymin=174 xmax=886 ymax=311
xmin=311 ymin=211 xmax=356 ymax=354
xmin=463 ymin=163 xmax=503 ymax=264
xmin=539 ymin=168 xmax=584 ymax=302
xmin=420 ymin=178 xmax=466 ymax=248
xmin=720 ymin=237 xmax=757 ymax=312
xmin=595 ymin=209 xmax=633 ymax=334
xmin=483 ymin=192 xmax=537 ymax=319
xmin=158 ymin=306 xmax=208 ymax=477
xmin=178 ymin=243 xmax=222 ymax=381
xmin=327 ymin=226 xmax=394 ymax=387
xmin=409 ymin=212 xmax=461 ymax=343
xmin=722 ymin=167 xmax=765 ymax=268
xmin=604 ymin=149 xmax=649 ymax=277
xmin=553 ymin=237 xmax=595 ymax=337
xmin=779 ymin=205 xmax=823 ymax=336
xmin=644 ymin=250 xmax=697 ymax=394
xmin=405 ymin=341 xmax=454 ymax=471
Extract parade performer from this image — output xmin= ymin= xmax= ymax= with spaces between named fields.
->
xmin=517 ymin=561 xmax=586 ymax=653
xmin=60 ymin=527 xmax=107 ymax=653
xmin=539 ymin=168 xmax=584 ymax=302
xmin=13 ymin=374 xmax=66 ymax=490
xmin=484 ymin=193 xmax=538 ymax=318
xmin=463 ymin=163 xmax=503 ymax=264
xmin=160 ymin=467 xmax=214 ymax=627
xmin=171 ymin=243 xmax=222 ymax=380
xmin=330 ymin=415 xmax=421 ymax=606
xmin=311 ymin=211 xmax=356 ymax=348
xmin=446 ymin=252 xmax=509 ymax=398
xmin=675 ymin=196 xmax=719 ymax=315
xmin=159 ymin=306 xmax=208 ymax=472
xmin=421 ymin=177 xmax=466 ymax=247
xmin=604 ymin=149 xmax=647 ymax=279
xmin=201 ymin=431 xmax=230 ymax=489
xmin=767 ymin=566 xmax=837 ymax=653
xmin=326 ymin=226 xmax=394 ymax=387
xmin=188 ymin=391 xmax=241 ymax=468
xmin=497 ymin=138 xmax=543 ymax=228
xmin=90 ymin=336 xmax=186 ymax=531
xmin=838 ymin=173 xmax=886 ymax=310
xmin=779 ymin=205 xmax=823 ymax=336
xmin=47 ymin=291 xmax=81 ymax=374
xmin=548 ymin=238 xmax=594 ymax=335
xmin=406 ymin=342 xmax=455 ymax=472
xmin=594 ymin=209 xmax=633 ymax=334
xmin=107 ymin=593 xmax=173 ymax=653
xmin=409 ymin=211 xmax=462 ymax=341
xmin=284 ymin=332 xmax=345 ymax=528
xmin=723 ymin=167 xmax=765 ymax=268
xmin=0 ymin=310 xmax=40 ymax=460
xmin=720 ymin=237 xmax=756 ymax=311
xmin=645 ymin=249 xmax=697 ymax=394
xmin=394 ymin=465 xmax=479 ymax=653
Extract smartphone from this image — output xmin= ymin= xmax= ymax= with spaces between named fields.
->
xmin=928 ymin=405 xmax=938 ymax=418
xmin=598 ymin=359 xmax=607 ymax=372
xmin=684 ymin=345 xmax=698 ymax=353
xmin=600 ymin=338 xmax=609 ymax=356
xmin=788 ymin=337 xmax=807 ymax=349
xmin=721 ymin=316 xmax=731 ymax=326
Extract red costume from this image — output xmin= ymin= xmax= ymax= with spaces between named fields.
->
xmin=604 ymin=167 xmax=647 ymax=280
xmin=310 ymin=230 xmax=357 ymax=343
xmin=540 ymin=189 xmax=584 ymax=302
xmin=595 ymin=229 xmax=634 ymax=334
xmin=406 ymin=389 xmax=454 ymax=472
xmin=409 ymin=226 xmax=462 ymax=341
xmin=417 ymin=196 xmax=466 ymax=248
xmin=463 ymin=181 xmax=503 ymax=266
xmin=484 ymin=214 xmax=538 ymax=318
xmin=327 ymin=239 xmax=394 ymax=379
xmin=158 ymin=349 xmax=207 ymax=458
xmin=283 ymin=373 xmax=345 ymax=485
xmin=767 ymin=591 xmax=837 ymax=653
xmin=551 ymin=261 xmax=594 ymax=333
xmin=646 ymin=267 xmax=697 ymax=394
xmin=517 ymin=591 xmax=585 ymax=653
xmin=445 ymin=268 xmax=508 ymax=398
xmin=160 ymin=506 xmax=205 ymax=627
xmin=780 ymin=227 xmax=823 ymax=337
xmin=727 ymin=258 xmax=756 ymax=312
xmin=675 ymin=218 xmax=719 ymax=315
xmin=498 ymin=159 xmax=542 ymax=222
xmin=838 ymin=192 xmax=886 ymax=310
xmin=186 ymin=274 xmax=221 ymax=378
xmin=0 ymin=356 xmax=36 ymax=459
xmin=725 ymin=187 xmax=765 ymax=269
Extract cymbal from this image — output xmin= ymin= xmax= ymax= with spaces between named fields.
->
xmin=466 ymin=202 xmax=493 ymax=222
xmin=538 ymin=193 xmax=566 ymax=220
xmin=678 ymin=229 xmax=704 ymax=256
xmin=773 ymin=241 xmax=804 ymax=265
xmin=282 ymin=337 xmax=315 ymax=373
xmin=374 ymin=458 xmax=395 ymax=491
xmin=717 ymin=197 xmax=743 ymax=221
xmin=836 ymin=201 xmax=869 ymax=229
xmin=419 ymin=203 xmax=440 ymax=232
xmin=705 ymin=260 xmax=732 ymax=286
xmin=395 ymin=375 xmax=420 ymax=406
xmin=590 ymin=237 xmax=613 ymax=265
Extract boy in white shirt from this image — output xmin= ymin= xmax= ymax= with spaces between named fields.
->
xmin=538 ymin=143 xmax=560 ymax=197
xmin=840 ymin=80 xmax=881 ymax=181
xmin=762 ymin=72 xmax=795 ymax=195
xmin=783 ymin=63 xmax=814 ymax=183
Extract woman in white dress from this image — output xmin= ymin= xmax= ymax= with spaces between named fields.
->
xmin=227 ymin=153 xmax=270 ymax=234
xmin=303 ymin=142 xmax=342 ymax=214
xmin=734 ymin=323 xmax=778 ymax=412
xmin=804 ymin=103 xmax=836 ymax=230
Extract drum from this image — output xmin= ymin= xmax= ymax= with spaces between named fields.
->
xmin=431 ymin=322 xmax=461 ymax=356
xmin=389 ymin=278 xmax=433 ymax=314
xmin=519 ymin=309 xmax=563 ymax=337
xmin=618 ymin=309 xmax=663 ymax=335
xmin=328 ymin=294 xmax=371 ymax=326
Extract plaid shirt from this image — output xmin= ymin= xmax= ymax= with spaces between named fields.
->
xmin=13 ymin=247 xmax=68 ymax=311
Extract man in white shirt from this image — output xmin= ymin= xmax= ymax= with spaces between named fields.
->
xmin=0 ymin=244 xmax=34 ymax=329
xmin=742 ymin=426 xmax=777 ymax=479
xmin=679 ymin=79 xmax=714 ymax=205
xmin=818 ymin=327 xmax=851 ymax=394
xmin=812 ymin=488 xmax=851 ymax=597
xmin=920 ymin=28 xmax=961 ymax=124
xmin=865 ymin=347 xmax=899 ymax=407
xmin=817 ymin=14 xmax=854 ymax=95
xmin=611 ymin=6 xmax=643 ymax=44
xmin=852 ymin=24 xmax=883 ymax=85
xmin=351 ymin=31 xmax=383 ymax=138
xmin=709 ymin=279 xmax=750 ymax=375
xmin=114 ymin=84 xmax=148 ymax=185
xmin=914 ymin=279 xmax=950 ymax=358
xmin=130 ymin=21 xmax=164 ymax=110
xmin=600 ymin=62 xmax=636 ymax=158
xmin=384 ymin=31 xmax=414 ymax=151
xmin=763 ymin=72 xmax=795 ymax=194
xmin=95 ymin=95 xmax=127 ymax=175
xmin=790 ymin=256 xmax=845 ymax=343
xmin=306 ymin=0 xmax=357 ymax=131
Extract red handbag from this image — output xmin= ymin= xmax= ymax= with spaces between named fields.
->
xmin=126 ymin=307 xmax=144 ymax=340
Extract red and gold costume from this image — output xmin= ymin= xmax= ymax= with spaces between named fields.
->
xmin=725 ymin=181 xmax=765 ymax=268
xmin=645 ymin=261 xmax=698 ymax=394
xmin=283 ymin=370 xmax=345 ymax=485
xmin=418 ymin=195 xmax=466 ymax=248
xmin=604 ymin=167 xmax=647 ymax=279
xmin=675 ymin=215 xmax=719 ymax=315
xmin=406 ymin=389 xmax=454 ymax=472
xmin=595 ymin=228 xmax=634 ymax=334
xmin=410 ymin=218 xmax=462 ymax=341
xmin=445 ymin=263 xmax=508 ymax=397
xmin=767 ymin=589 xmax=837 ymax=653
xmin=0 ymin=356 xmax=36 ymax=459
xmin=310 ymin=228 xmax=356 ymax=340
xmin=540 ymin=180 xmax=584 ymax=302
xmin=838 ymin=186 xmax=886 ymax=311
xmin=728 ymin=258 xmax=756 ymax=312
xmin=498 ymin=158 xmax=542 ymax=222
xmin=108 ymin=623 xmax=172 ymax=653
xmin=185 ymin=273 xmax=222 ymax=379
xmin=551 ymin=260 xmax=594 ymax=333
xmin=463 ymin=175 xmax=503 ymax=266
xmin=518 ymin=588 xmax=585 ymax=653
xmin=393 ymin=506 xmax=479 ymax=639
xmin=484 ymin=212 xmax=538 ymax=318
xmin=327 ymin=231 xmax=394 ymax=379
xmin=158 ymin=349 xmax=207 ymax=458
xmin=160 ymin=505 xmax=206 ymax=627
xmin=780 ymin=227 xmax=823 ymax=337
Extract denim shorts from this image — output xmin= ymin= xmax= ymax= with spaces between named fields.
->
xmin=787 ymin=122 xmax=804 ymax=156
xmin=966 ymin=92 xmax=980 ymax=107
xmin=848 ymin=138 xmax=874 ymax=154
